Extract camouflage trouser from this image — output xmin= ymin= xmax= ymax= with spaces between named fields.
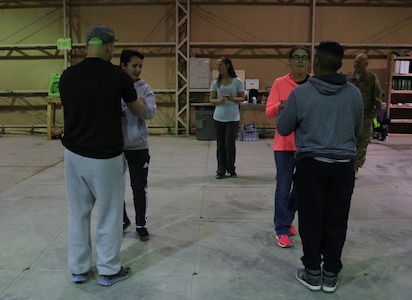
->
xmin=355 ymin=118 xmax=373 ymax=172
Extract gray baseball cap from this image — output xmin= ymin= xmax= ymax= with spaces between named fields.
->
xmin=86 ymin=25 xmax=116 ymax=45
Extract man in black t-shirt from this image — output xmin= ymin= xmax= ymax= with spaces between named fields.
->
xmin=59 ymin=25 xmax=144 ymax=286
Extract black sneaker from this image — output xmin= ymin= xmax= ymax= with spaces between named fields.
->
xmin=322 ymin=270 xmax=338 ymax=293
xmin=123 ymin=220 xmax=131 ymax=231
xmin=215 ymin=174 xmax=225 ymax=179
xmin=136 ymin=227 xmax=150 ymax=241
xmin=295 ymin=268 xmax=321 ymax=291
xmin=228 ymin=172 xmax=237 ymax=178
xmin=97 ymin=266 xmax=131 ymax=287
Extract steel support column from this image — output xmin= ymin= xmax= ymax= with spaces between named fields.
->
xmin=175 ymin=0 xmax=190 ymax=135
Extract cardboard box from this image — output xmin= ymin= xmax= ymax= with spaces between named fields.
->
xmin=245 ymin=79 xmax=259 ymax=90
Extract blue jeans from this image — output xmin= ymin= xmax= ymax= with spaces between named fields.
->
xmin=274 ymin=151 xmax=296 ymax=235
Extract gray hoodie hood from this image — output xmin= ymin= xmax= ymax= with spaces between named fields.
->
xmin=309 ymin=74 xmax=347 ymax=95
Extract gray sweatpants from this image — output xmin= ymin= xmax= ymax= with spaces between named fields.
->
xmin=64 ymin=149 xmax=127 ymax=276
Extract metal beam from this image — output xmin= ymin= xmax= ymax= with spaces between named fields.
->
xmin=175 ymin=0 xmax=190 ymax=136
xmin=188 ymin=42 xmax=412 ymax=59
xmin=1 ymin=41 xmax=411 ymax=60
xmin=0 ymin=42 xmax=176 ymax=59
xmin=3 ymin=0 xmax=411 ymax=9
xmin=0 ymin=0 xmax=172 ymax=9
xmin=0 ymin=1 xmax=60 ymax=9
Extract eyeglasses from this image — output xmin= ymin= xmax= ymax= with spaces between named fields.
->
xmin=291 ymin=55 xmax=310 ymax=62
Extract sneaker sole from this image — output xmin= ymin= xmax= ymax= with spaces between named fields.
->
xmin=136 ymin=229 xmax=150 ymax=241
xmin=72 ymin=277 xmax=87 ymax=284
xmin=295 ymin=270 xmax=321 ymax=291
xmin=97 ymin=269 xmax=131 ymax=287
xmin=138 ymin=235 xmax=150 ymax=241
xmin=322 ymin=282 xmax=338 ymax=293
xmin=277 ymin=241 xmax=293 ymax=248
xmin=72 ymin=273 xmax=88 ymax=284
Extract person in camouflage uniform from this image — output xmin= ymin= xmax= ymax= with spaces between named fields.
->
xmin=346 ymin=53 xmax=383 ymax=176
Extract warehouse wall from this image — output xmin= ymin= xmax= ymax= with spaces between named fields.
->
xmin=0 ymin=3 xmax=411 ymax=135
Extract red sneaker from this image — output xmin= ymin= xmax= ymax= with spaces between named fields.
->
xmin=288 ymin=224 xmax=297 ymax=236
xmin=276 ymin=234 xmax=293 ymax=248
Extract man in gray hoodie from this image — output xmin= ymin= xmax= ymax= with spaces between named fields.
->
xmin=277 ymin=41 xmax=363 ymax=293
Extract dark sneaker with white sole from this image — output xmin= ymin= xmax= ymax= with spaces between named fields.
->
xmin=295 ymin=268 xmax=321 ymax=291
xmin=97 ymin=266 xmax=131 ymax=287
xmin=322 ymin=270 xmax=338 ymax=293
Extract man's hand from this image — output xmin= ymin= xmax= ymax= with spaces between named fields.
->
xmin=126 ymin=94 xmax=145 ymax=116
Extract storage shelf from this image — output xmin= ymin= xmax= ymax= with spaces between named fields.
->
xmin=190 ymin=89 xmax=210 ymax=93
xmin=390 ymin=105 xmax=412 ymax=109
xmin=0 ymin=89 xmax=175 ymax=95
xmin=390 ymin=119 xmax=412 ymax=124
xmin=189 ymin=89 xmax=267 ymax=93
xmin=153 ymin=89 xmax=175 ymax=93
xmin=391 ymin=90 xmax=412 ymax=94
xmin=393 ymin=57 xmax=412 ymax=60
xmin=387 ymin=54 xmax=412 ymax=134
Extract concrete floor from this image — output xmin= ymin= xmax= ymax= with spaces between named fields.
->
xmin=0 ymin=134 xmax=412 ymax=300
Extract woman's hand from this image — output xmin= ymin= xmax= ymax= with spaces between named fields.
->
xmin=223 ymin=93 xmax=232 ymax=101
xmin=218 ymin=94 xmax=230 ymax=104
